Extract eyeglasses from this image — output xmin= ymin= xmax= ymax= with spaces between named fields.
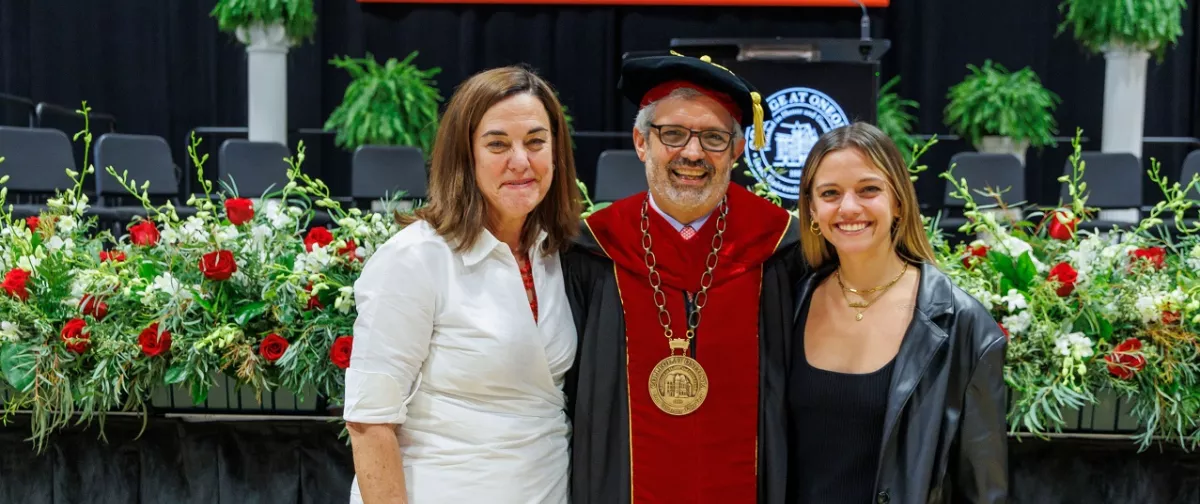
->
xmin=649 ymin=123 xmax=734 ymax=152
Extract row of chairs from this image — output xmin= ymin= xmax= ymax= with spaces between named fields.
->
xmin=5 ymin=123 xmax=1198 ymax=232
xmin=0 ymin=126 xmax=429 ymax=208
xmin=594 ymin=148 xmax=1200 ymax=229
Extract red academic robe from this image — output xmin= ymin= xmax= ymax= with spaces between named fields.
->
xmin=563 ymin=183 xmax=804 ymax=504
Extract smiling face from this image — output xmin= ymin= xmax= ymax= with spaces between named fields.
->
xmin=474 ymin=92 xmax=554 ymax=229
xmin=633 ymin=92 xmax=744 ymax=221
xmin=809 ymin=148 xmax=900 ymax=260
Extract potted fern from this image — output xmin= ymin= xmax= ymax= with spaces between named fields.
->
xmin=1057 ymin=0 xmax=1188 ymax=159
xmin=324 ymin=52 xmax=443 ymax=157
xmin=876 ymin=75 xmax=920 ymax=163
xmin=210 ymin=0 xmax=318 ymax=145
xmin=944 ymin=60 xmax=1061 ymax=165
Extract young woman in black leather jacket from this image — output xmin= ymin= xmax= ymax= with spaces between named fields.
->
xmin=787 ymin=122 xmax=1009 ymax=504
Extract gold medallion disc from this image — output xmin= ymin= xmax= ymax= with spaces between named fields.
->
xmin=648 ymin=355 xmax=709 ymax=416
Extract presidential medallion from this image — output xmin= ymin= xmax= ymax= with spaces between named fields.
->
xmin=649 ymin=355 xmax=709 ymax=416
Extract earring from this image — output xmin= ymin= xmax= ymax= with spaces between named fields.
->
xmin=809 ymin=218 xmax=821 ymax=235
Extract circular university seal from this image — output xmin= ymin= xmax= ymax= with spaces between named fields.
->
xmin=743 ymin=87 xmax=850 ymax=201
xmin=648 ymin=355 xmax=709 ymax=416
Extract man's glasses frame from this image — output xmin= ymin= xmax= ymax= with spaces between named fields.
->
xmin=648 ymin=123 xmax=735 ymax=153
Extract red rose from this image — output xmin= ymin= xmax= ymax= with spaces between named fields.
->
xmin=339 ymin=239 xmax=360 ymax=262
xmin=60 ymin=318 xmax=89 ymax=354
xmin=1048 ymin=262 xmax=1078 ymax=297
xmin=260 ymin=333 xmax=289 ymax=363
xmin=1047 ymin=211 xmax=1078 ymax=241
xmin=962 ymin=243 xmax=988 ymax=269
xmin=1105 ymin=338 xmax=1146 ymax=380
xmin=25 ymin=216 xmax=39 ymax=231
xmin=224 ymin=198 xmax=255 ymax=226
xmin=199 ymin=250 xmax=237 ymax=281
xmin=304 ymin=227 xmax=334 ymax=252
xmin=129 ymin=221 xmax=160 ymax=246
xmin=138 ymin=323 xmax=172 ymax=357
xmin=2 ymin=268 xmax=31 ymax=301
xmin=330 ymin=336 xmax=353 ymax=369
xmin=304 ymin=282 xmax=324 ymax=311
xmin=1129 ymin=247 xmax=1166 ymax=270
xmin=100 ymin=250 xmax=126 ymax=262
xmin=79 ymin=294 xmax=109 ymax=321
xmin=1162 ymin=311 xmax=1181 ymax=325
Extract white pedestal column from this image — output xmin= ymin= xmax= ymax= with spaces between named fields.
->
xmin=236 ymin=23 xmax=292 ymax=145
xmin=976 ymin=136 xmax=1030 ymax=165
xmin=1101 ymin=46 xmax=1150 ymax=159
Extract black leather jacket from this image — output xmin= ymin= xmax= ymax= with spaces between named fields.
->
xmin=790 ymin=262 xmax=1009 ymax=504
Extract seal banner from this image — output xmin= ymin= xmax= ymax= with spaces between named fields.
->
xmin=743 ymin=86 xmax=850 ymax=201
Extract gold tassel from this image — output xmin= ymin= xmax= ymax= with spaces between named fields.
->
xmin=751 ymin=91 xmax=765 ymax=150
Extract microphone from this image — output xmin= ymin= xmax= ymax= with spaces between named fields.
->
xmin=850 ymin=0 xmax=872 ymax=60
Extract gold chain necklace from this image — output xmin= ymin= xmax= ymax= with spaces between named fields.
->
xmin=641 ymin=195 xmax=728 ymax=416
xmin=835 ymin=262 xmax=908 ymax=321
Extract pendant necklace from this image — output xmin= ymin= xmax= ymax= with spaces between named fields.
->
xmin=641 ymin=195 xmax=728 ymax=416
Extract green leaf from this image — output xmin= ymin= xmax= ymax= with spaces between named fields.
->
xmin=988 ymin=251 xmax=1021 ymax=288
xmin=1 ymin=342 xmax=36 ymax=392
xmin=164 ymin=362 xmax=188 ymax=384
xmin=1016 ymin=251 xmax=1038 ymax=289
xmin=999 ymin=277 xmax=1015 ymax=295
xmin=138 ymin=260 xmax=161 ymax=281
xmin=234 ymin=301 xmax=269 ymax=326
xmin=192 ymin=290 xmax=214 ymax=313
xmin=1097 ymin=316 xmax=1114 ymax=341
xmin=190 ymin=380 xmax=209 ymax=405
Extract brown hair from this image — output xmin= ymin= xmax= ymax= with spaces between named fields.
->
xmin=797 ymin=122 xmax=937 ymax=269
xmin=399 ymin=65 xmax=581 ymax=256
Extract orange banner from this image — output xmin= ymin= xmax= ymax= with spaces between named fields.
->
xmin=358 ymin=1 xmax=889 ymax=6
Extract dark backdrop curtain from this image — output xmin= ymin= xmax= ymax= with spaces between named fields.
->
xmin=0 ymin=0 xmax=1196 ymax=205
xmin=1 ymin=1 xmax=1200 ymax=502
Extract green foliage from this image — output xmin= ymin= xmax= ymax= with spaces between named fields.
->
xmin=210 ymin=0 xmax=317 ymax=44
xmin=1057 ymin=0 xmax=1189 ymax=60
xmin=876 ymin=75 xmax=921 ymax=163
xmin=324 ymin=52 xmax=443 ymax=156
xmin=944 ymin=60 xmax=1061 ymax=149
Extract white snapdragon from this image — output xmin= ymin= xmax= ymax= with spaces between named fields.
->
xmin=999 ymin=289 xmax=1027 ymax=312
xmin=214 ymin=224 xmax=240 ymax=244
xmin=1188 ymin=244 xmax=1200 ymax=271
xmin=0 ymin=321 xmax=21 ymax=342
xmin=1001 ymin=311 xmax=1033 ymax=336
xmin=334 ymin=286 xmax=355 ymax=314
xmin=1055 ymin=331 xmax=1094 ymax=378
xmin=55 ymin=215 xmax=77 ymax=234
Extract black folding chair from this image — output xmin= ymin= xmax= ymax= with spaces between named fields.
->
xmin=94 ymin=133 xmax=195 ymax=222
xmin=351 ymin=145 xmax=427 ymax=211
xmin=0 ymin=126 xmax=77 ymax=217
xmin=217 ymin=139 xmax=291 ymax=198
xmin=1060 ymin=152 xmax=1142 ymax=232
xmin=594 ymin=149 xmax=647 ymax=202
xmin=939 ymin=152 xmax=1026 ymax=235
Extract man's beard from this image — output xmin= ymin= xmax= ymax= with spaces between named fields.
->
xmin=646 ymin=156 xmax=730 ymax=210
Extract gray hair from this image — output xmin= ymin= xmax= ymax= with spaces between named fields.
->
xmin=634 ymin=87 xmax=744 ymax=142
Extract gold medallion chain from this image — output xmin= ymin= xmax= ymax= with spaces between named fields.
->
xmin=640 ymin=195 xmax=728 ymax=351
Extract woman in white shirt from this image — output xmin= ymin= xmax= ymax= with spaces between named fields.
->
xmin=343 ymin=66 xmax=583 ymax=504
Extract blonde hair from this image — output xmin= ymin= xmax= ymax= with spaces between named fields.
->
xmin=796 ymin=122 xmax=937 ymax=269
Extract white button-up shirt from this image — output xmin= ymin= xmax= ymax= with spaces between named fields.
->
xmin=343 ymin=219 xmax=577 ymax=504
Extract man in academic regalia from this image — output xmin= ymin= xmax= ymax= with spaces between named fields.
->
xmin=562 ymin=52 xmax=806 ymax=504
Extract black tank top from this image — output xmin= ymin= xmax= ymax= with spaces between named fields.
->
xmin=787 ymin=294 xmax=896 ymax=504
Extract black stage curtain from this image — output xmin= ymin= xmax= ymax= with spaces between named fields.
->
xmin=0 ymin=0 xmax=1197 ymax=206
xmin=1 ymin=416 xmax=1199 ymax=503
